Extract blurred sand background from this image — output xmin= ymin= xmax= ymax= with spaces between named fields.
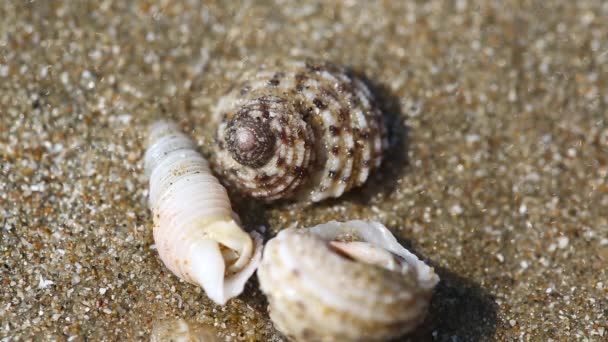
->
xmin=1 ymin=0 xmax=607 ymax=340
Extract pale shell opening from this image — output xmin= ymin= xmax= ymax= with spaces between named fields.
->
xmin=328 ymin=240 xmax=404 ymax=273
xmin=309 ymin=220 xmax=439 ymax=290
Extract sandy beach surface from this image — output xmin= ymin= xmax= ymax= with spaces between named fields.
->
xmin=1 ymin=1 xmax=607 ymax=340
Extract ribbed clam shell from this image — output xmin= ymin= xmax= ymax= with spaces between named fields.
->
xmin=144 ymin=120 xmax=262 ymax=305
xmin=257 ymin=220 xmax=439 ymax=342
xmin=215 ymin=60 xmax=387 ymax=202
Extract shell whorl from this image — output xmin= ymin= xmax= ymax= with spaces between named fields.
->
xmin=225 ymin=110 xmax=276 ymax=168
xmin=257 ymin=220 xmax=439 ymax=342
xmin=144 ymin=120 xmax=262 ymax=305
xmin=215 ymin=60 xmax=387 ymax=202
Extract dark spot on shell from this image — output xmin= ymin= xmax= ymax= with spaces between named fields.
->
xmin=292 ymin=166 xmax=307 ymax=178
xmin=360 ymin=130 xmax=370 ymax=139
xmin=300 ymin=106 xmax=314 ymax=121
xmin=338 ymin=108 xmax=349 ymax=122
xmin=328 ymin=170 xmax=337 ymax=179
xmin=276 ymin=157 xmax=285 ymax=166
xmin=305 ymin=61 xmax=321 ymax=72
xmin=260 ymin=101 xmax=270 ymax=118
xmin=329 ymin=125 xmax=340 ymax=136
xmin=313 ymin=98 xmax=326 ymax=109
xmin=268 ymin=78 xmax=280 ymax=86
xmin=295 ymin=73 xmax=307 ymax=92
xmin=331 ymin=146 xmax=340 ymax=155
xmin=347 ymin=148 xmax=355 ymax=157
xmin=256 ymin=173 xmax=271 ymax=182
xmin=341 ymin=176 xmax=349 ymax=183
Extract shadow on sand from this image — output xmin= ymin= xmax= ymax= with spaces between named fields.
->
xmin=392 ymin=234 xmax=499 ymax=341
xmin=401 ymin=264 xmax=500 ymax=342
xmin=343 ymin=69 xmax=412 ymax=204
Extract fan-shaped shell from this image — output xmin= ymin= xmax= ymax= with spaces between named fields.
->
xmin=257 ymin=220 xmax=439 ymax=342
xmin=144 ymin=120 xmax=262 ymax=305
xmin=215 ymin=60 xmax=387 ymax=202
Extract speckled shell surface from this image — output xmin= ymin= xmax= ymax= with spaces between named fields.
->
xmin=215 ymin=60 xmax=387 ymax=202
xmin=144 ymin=120 xmax=262 ymax=305
xmin=257 ymin=220 xmax=439 ymax=342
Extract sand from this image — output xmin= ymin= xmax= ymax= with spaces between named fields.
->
xmin=1 ymin=0 xmax=607 ymax=341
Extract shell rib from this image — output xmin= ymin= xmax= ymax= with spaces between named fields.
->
xmin=257 ymin=220 xmax=439 ymax=342
xmin=215 ymin=59 xmax=388 ymax=202
xmin=144 ymin=120 xmax=262 ymax=305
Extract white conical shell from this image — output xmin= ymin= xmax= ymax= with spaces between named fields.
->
xmin=257 ymin=220 xmax=439 ymax=342
xmin=145 ymin=120 xmax=262 ymax=305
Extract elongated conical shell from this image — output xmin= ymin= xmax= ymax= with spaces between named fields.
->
xmin=257 ymin=220 xmax=439 ymax=342
xmin=215 ymin=59 xmax=387 ymax=202
xmin=145 ymin=120 xmax=262 ymax=305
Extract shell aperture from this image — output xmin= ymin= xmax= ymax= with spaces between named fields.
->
xmin=144 ymin=120 xmax=262 ymax=305
xmin=257 ymin=220 xmax=439 ymax=342
xmin=215 ymin=60 xmax=388 ymax=202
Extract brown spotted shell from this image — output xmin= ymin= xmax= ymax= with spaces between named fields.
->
xmin=215 ymin=60 xmax=387 ymax=202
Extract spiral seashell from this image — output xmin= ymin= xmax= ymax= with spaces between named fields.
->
xmin=215 ymin=59 xmax=388 ymax=202
xmin=144 ymin=120 xmax=262 ymax=305
xmin=257 ymin=220 xmax=439 ymax=342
